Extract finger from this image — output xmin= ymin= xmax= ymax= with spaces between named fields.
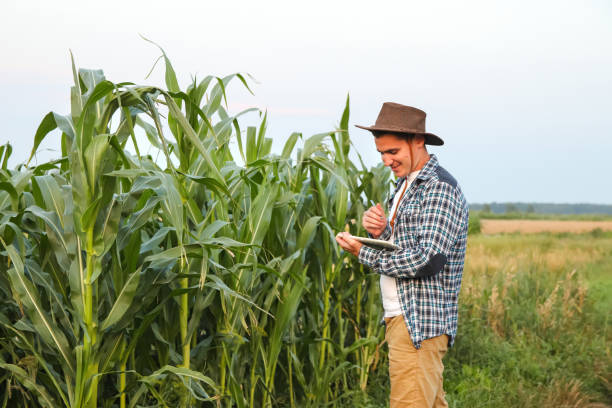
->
xmin=339 ymin=232 xmax=354 ymax=243
xmin=364 ymin=216 xmax=386 ymax=226
xmin=364 ymin=212 xmax=386 ymax=223
xmin=366 ymin=226 xmax=385 ymax=235
xmin=371 ymin=206 xmax=385 ymax=219
xmin=364 ymin=221 xmax=386 ymax=231
xmin=363 ymin=214 xmax=376 ymax=224
xmin=342 ymin=234 xmax=359 ymax=246
xmin=336 ymin=234 xmax=347 ymax=243
xmin=335 ymin=237 xmax=350 ymax=250
xmin=344 ymin=237 xmax=362 ymax=254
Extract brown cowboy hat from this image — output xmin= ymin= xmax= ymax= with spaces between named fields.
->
xmin=355 ymin=102 xmax=444 ymax=146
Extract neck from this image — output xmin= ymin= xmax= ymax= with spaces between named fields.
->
xmin=410 ymin=152 xmax=430 ymax=173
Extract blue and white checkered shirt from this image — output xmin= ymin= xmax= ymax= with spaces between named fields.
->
xmin=358 ymin=154 xmax=468 ymax=349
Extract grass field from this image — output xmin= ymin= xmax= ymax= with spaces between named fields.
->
xmin=442 ymin=231 xmax=611 ymax=407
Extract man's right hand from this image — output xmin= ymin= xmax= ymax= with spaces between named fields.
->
xmin=362 ymin=203 xmax=388 ymax=238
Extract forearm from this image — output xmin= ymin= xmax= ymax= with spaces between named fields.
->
xmin=358 ymin=244 xmax=446 ymax=279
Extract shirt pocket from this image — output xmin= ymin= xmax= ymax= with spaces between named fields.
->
xmin=396 ymin=200 xmax=421 ymax=247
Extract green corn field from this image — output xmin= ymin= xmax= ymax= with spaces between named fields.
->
xmin=0 ymin=46 xmax=393 ymax=408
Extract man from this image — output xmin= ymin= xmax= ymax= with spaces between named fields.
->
xmin=335 ymin=102 xmax=468 ymax=407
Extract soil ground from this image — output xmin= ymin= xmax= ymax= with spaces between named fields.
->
xmin=481 ymin=219 xmax=612 ymax=234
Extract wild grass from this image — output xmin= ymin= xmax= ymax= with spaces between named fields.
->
xmin=443 ymin=231 xmax=612 ymax=407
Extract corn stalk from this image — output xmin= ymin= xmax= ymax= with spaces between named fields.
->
xmin=0 ymin=45 xmax=392 ymax=408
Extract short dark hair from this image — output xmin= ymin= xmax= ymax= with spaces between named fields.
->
xmin=372 ymin=131 xmax=416 ymax=141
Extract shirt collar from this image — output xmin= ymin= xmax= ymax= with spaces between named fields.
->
xmin=393 ymin=154 xmax=439 ymax=187
xmin=416 ymin=154 xmax=439 ymax=182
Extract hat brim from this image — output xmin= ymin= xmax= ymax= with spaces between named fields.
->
xmin=355 ymin=124 xmax=444 ymax=146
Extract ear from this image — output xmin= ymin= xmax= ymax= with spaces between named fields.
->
xmin=413 ymin=134 xmax=426 ymax=147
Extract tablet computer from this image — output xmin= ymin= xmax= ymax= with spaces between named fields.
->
xmin=350 ymin=235 xmax=400 ymax=251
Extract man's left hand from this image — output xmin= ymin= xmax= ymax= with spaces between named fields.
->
xmin=335 ymin=232 xmax=363 ymax=257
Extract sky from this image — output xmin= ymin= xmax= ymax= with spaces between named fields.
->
xmin=1 ymin=0 xmax=611 ymax=204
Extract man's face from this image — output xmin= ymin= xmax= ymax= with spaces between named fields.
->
xmin=374 ymin=133 xmax=415 ymax=178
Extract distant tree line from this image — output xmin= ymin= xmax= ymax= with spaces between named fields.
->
xmin=469 ymin=202 xmax=612 ymax=215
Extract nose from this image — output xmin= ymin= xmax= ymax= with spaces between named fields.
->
xmin=382 ymin=154 xmax=393 ymax=167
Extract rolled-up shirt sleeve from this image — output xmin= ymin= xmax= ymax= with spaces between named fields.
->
xmin=358 ymin=182 xmax=463 ymax=279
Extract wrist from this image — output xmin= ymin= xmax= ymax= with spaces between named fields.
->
xmin=367 ymin=230 xmax=381 ymax=239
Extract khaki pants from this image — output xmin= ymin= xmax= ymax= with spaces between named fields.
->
xmin=384 ymin=315 xmax=449 ymax=408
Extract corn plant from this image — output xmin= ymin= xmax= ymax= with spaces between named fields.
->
xmin=0 ymin=44 xmax=392 ymax=408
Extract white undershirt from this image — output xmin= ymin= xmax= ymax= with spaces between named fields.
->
xmin=381 ymin=171 xmax=419 ymax=318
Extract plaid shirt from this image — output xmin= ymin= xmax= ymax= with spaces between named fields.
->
xmin=358 ymin=154 xmax=468 ymax=349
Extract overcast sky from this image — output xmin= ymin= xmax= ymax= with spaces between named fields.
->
xmin=1 ymin=0 xmax=611 ymax=203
